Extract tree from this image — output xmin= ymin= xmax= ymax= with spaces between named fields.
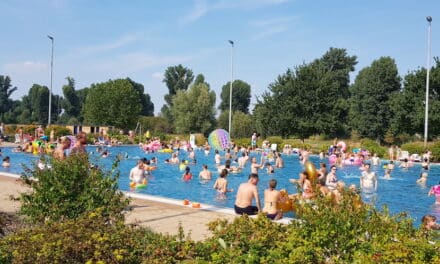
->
xmin=390 ymin=58 xmax=440 ymax=139
xmin=219 ymin=80 xmax=251 ymax=114
xmin=253 ymin=48 xmax=357 ymax=139
xmin=0 ymin=75 xmax=17 ymax=122
xmin=60 ymin=77 xmax=80 ymax=123
xmin=126 ymin=78 xmax=154 ymax=116
xmin=349 ymin=57 xmax=401 ymax=141
xmin=82 ymin=79 xmax=142 ymax=129
xmin=218 ymin=110 xmax=254 ymax=138
xmin=162 ymin=64 xmax=194 ymax=106
xmin=171 ymin=82 xmax=216 ymax=135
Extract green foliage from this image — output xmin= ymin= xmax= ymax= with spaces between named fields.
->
xmin=401 ymin=142 xmax=426 ymax=157
xmin=430 ymin=141 xmax=440 ymax=162
xmin=265 ymin=136 xmax=283 ymax=150
xmin=138 ymin=116 xmax=173 ymax=134
xmin=162 ymin=64 xmax=194 ymax=107
xmin=0 ymin=210 xmax=207 ymax=263
xmin=0 ymin=75 xmax=18 ymax=122
xmin=349 ymin=57 xmax=401 ymax=142
xmin=82 ymin=79 xmax=142 ymax=129
xmin=254 ymin=48 xmax=357 ymax=139
xmin=171 ymin=82 xmax=216 ymax=135
xmin=219 ymin=80 xmax=252 ymax=114
xmin=126 ymin=78 xmax=154 ymax=116
xmin=44 ymin=125 xmax=72 ymax=138
xmin=19 ymin=154 xmax=130 ymax=223
xmin=360 ymin=138 xmax=386 ymax=157
xmin=218 ymin=111 xmax=254 ymax=138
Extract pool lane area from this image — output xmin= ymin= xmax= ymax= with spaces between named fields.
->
xmin=1 ymin=145 xmax=440 ymax=224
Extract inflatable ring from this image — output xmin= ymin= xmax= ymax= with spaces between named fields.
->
xmin=304 ymin=161 xmax=318 ymax=181
xmin=136 ymin=184 xmax=147 ymax=189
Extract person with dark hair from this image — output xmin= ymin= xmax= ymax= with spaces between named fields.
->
xmin=2 ymin=156 xmax=10 ymax=167
xmin=199 ymin=164 xmax=212 ymax=180
xmin=234 ymin=174 xmax=261 ymax=215
xmin=213 ymin=169 xmax=232 ymax=199
xmin=182 ymin=166 xmax=192 ymax=181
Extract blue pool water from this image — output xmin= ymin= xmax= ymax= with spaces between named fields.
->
xmin=1 ymin=145 xmax=440 ymax=224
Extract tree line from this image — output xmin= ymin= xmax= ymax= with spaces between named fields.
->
xmin=0 ymin=46 xmax=439 ymax=143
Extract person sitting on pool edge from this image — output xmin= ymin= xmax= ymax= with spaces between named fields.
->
xmin=234 ymin=173 xmax=261 ymax=216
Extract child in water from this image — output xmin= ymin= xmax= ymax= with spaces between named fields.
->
xmin=421 ymin=214 xmax=440 ymax=230
xmin=182 ymin=166 xmax=192 ymax=181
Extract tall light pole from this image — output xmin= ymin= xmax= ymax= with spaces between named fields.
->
xmin=47 ymin=35 xmax=54 ymax=126
xmin=228 ymin=40 xmax=234 ymax=136
xmin=424 ymin=16 xmax=432 ymax=148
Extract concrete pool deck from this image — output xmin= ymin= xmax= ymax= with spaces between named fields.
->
xmin=0 ymin=173 xmax=238 ymax=241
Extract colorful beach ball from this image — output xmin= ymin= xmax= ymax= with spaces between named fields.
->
xmin=208 ymin=129 xmax=230 ymax=150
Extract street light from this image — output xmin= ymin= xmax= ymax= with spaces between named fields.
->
xmin=47 ymin=35 xmax=54 ymax=126
xmin=228 ymin=40 xmax=234 ymax=136
xmin=424 ymin=16 xmax=432 ymax=148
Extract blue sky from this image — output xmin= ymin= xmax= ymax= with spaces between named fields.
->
xmin=1 ymin=0 xmax=439 ymax=115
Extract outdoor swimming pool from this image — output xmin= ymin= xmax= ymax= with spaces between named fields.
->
xmin=1 ymin=145 xmax=439 ymax=223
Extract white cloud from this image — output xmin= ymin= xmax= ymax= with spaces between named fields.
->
xmin=181 ymin=0 xmax=290 ymax=24
xmin=249 ymin=15 xmax=298 ymax=40
xmin=68 ymin=34 xmax=139 ymax=58
xmin=2 ymin=61 xmax=48 ymax=73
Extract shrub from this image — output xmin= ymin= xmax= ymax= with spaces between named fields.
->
xmin=0 ymin=210 xmax=206 ymax=263
xmin=360 ymin=138 xmax=386 ymax=158
xmin=44 ymin=125 xmax=72 ymax=138
xmin=20 ymin=154 xmax=130 ymax=223
xmin=401 ymin=142 xmax=426 ymax=156
xmin=430 ymin=141 xmax=440 ymax=162
xmin=265 ymin=136 xmax=283 ymax=150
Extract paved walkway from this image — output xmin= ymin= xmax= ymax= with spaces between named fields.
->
xmin=0 ymin=174 xmax=236 ymax=241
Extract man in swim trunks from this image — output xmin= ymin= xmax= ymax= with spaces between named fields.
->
xmin=234 ymin=174 xmax=261 ymax=215
xmin=129 ymin=159 xmax=146 ymax=184
xmin=360 ymin=163 xmax=377 ymax=193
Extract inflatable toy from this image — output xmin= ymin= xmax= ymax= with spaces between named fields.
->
xmin=183 ymin=199 xmax=190 ymax=205
xmin=130 ymin=182 xmax=136 ymax=188
xmin=191 ymin=202 xmax=201 ymax=208
xmin=136 ymin=183 xmax=147 ymax=189
xmin=208 ymin=129 xmax=230 ymax=150
xmin=304 ymin=161 xmax=318 ymax=180
xmin=337 ymin=141 xmax=347 ymax=153
xmin=158 ymin=149 xmax=173 ymax=153
xmin=278 ymin=189 xmax=293 ymax=212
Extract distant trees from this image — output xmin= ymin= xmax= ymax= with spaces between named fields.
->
xmin=349 ymin=57 xmax=401 ymax=141
xmin=161 ymin=64 xmax=194 ymax=121
xmin=82 ymin=79 xmax=142 ymax=129
xmin=219 ymin=80 xmax=251 ymax=114
xmin=253 ymin=48 xmax=357 ymax=139
xmin=171 ymin=82 xmax=216 ymax=135
xmin=0 ymin=75 xmax=17 ymax=122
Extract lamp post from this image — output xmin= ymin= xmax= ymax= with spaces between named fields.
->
xmin=228 ymin=40 xmax=234 ymax=136
xmin=424 ymin=16 xmax=432 ymax=148
xmin=47 ymin=35 xmax=54 ymax=126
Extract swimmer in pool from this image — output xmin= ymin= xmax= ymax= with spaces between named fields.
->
xmin=421 ymin=214 xmax=440 ymax=230
xmin=360 ymin=163 xmax=377 ymax=193
xmin=416 ymin=172 xmax=428 ymax=185
xmin=428 ymin=181 xmax=440 ymax=204
xmin=384 ymin=169 xmax=391 ymax=179
xmin=213 ymin=169 xmax=232 ymax=198
xmin=199 ymin=164 xmax=212 ymax=180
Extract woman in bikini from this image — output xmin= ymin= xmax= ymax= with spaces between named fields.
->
xmin=213 ymin=169 xmax=233 ymax=199
xmin=263 ymin=179 xmax=282 ymax=220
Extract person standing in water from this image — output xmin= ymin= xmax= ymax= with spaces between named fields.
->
xmin=360 ymin=163 xmax=377 ymax=193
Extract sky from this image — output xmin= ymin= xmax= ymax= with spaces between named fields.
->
xmin=1 ymin=0 xmax=439 ymax=115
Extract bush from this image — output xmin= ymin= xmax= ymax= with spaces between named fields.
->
xmin=0 ymin=210 xmax=206 ymax=263
xmin=430 ymin=141 xmax=440 ymax=162
xmin=205 ymin=191 xmax=440 ymax=263
xmin=20 ymin=154 xmax=130 ymax=223
xmin=282 ymin=139 xmax=311 ymax=150
xmin=360 ymin=138 xmax=386 ymax=158
xmin=265 ymin=136 xmax=283 ymax=150
xmin=401 ymin=142 xmax=426 ymax=156
xmin=44 ymin=125 xmax=72 ymax=138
